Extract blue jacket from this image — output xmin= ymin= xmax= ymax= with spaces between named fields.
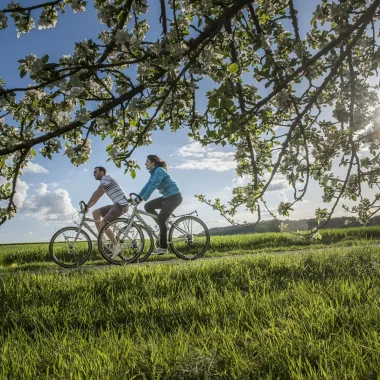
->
xmin=138 ymin=167 xmax=180 ymax=201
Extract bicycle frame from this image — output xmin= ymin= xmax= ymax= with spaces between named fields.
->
xmin=122 ymin=204 xmax=190 ymax=244
xmin=74 ymin=212 xmax=100 ymax=243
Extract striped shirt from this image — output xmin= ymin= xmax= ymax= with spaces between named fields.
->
xmin=100 ymin=175 xmax=128 ymax=205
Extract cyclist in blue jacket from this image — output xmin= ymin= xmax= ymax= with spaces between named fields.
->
xmin=137 ymin=155 xmax=183 ymax=255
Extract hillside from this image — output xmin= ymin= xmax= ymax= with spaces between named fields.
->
xmin=208 ymin=215 xmax=380 ymax=236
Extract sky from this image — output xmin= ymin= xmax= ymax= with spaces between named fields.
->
xmin=0 ymin=0 xmax=367 ymax=243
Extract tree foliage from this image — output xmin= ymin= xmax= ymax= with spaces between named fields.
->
xmin=1 ymin=0 xmax=380 ymax=230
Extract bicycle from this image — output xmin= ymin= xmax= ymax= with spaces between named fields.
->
xmin=49 ymin=201 xmax=149 ymax=268
xmin=98 ymin=193 xmax=210 ymax=265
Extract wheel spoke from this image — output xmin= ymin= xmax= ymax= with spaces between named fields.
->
xmin=98 ymin=219 xmax=145 ymax=264
xmin=49 ymin=227 xmax=91 ymax=268
xmin=169 ymin=216 xmax=210 ymax=260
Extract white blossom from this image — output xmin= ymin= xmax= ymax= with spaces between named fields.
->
xmin=131 ymin=0 xmax=148 ymax=15
xmin=260 ymin=34 xmax=271 ymax=50
xmin=31 ymin=58 xmax=45 ymax=75
xmin=75 ymin=107 xmax=91 ymax=123
xmin=294 ymin=42 xmax=306 ymax=59
xmin=97 ymin=6 xmax=115 ymax=25
xmin=276 ymin=89 xmax=290 ymax=107
xmin=59 ymin=55 xmax=74 ymax=65
xmin=71 ymin=0 xmax=86 ymax=13
xmin=38 ymin=7 xmax=58 ymax=30
xmin=74 ymin=41 xmax=94 ymax=60
xmin=108 ymin=146 xmax=120 ymax=159
xmin=115 ymin=30 xmax=132 ymax=46
xmin=0 ymin=12 xmax=8 ymax=29
xmin=70 ymin=72 xmax=84 ymax=88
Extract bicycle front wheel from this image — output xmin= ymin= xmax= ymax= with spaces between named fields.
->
xmin=132 ymin=224 xmax=154 ymax=263
xmin=98 ymin=218 xmax=145 ymax=265
xmin=49 ymin=227 xmax=92 ymax=268
xmin=168 ymin=216 xmax=210 ymax=260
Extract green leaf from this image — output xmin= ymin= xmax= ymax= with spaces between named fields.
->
xmin=130 ymin=169 xmax=136 ymax=179
xmin=228 ymin=63 xmax=239 ymax=73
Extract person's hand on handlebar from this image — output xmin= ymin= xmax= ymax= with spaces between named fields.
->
xmin=128 ymin=193 xmax=143 ymax=205
xmin=80 ymin=201 xmax=90 ymax=213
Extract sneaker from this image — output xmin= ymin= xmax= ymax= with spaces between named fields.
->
xmin=111 ymin=244 xmax=122 ymax=259
xmin=151 ymin=248 xmax=168 ymax=255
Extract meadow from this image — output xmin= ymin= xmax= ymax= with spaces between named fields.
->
xmin=1 ymin=226 xmax=380 ymax=271
xmin=1 ymin=227 xmax=380 ymax=378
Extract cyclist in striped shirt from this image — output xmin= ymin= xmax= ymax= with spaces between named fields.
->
xmin=85 ymin=166 xmax=128 ymax=257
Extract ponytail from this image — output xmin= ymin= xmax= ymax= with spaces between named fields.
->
xmin=147 ymin=155 xmax=168 ymax=170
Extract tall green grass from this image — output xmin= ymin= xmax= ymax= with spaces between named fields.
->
xmin=1 ymin=246 xmax=380 ymax=378
xmin=1 ymin=226 xmax=380 ymax=269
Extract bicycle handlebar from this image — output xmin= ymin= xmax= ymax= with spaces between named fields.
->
xmin=129 ymin=192 xmax=142 ymax=200
xmin=79 ymin=201 xmax=89 ymax=213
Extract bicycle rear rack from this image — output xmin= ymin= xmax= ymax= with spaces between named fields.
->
xmin=171 ymin=210 xmax=198 ymax=218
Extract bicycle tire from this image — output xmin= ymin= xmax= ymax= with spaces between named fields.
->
xmin=49 ymin=227 xmax=92 ymax=268
xmin=168 ymin=216 xmax=210 ymax=260
xmin=98 ymin=218 xmax=145 ymax=265
xmin=132 ymin=224 xmax=154 ymax=263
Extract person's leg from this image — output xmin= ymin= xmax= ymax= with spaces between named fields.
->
xmin=157 ymin=194 xmax=183 ymax=249
xmin=144 ymin=197 xmax=164 ymax=217
xmin=101 ymin=203 xmax=127 ymax=246
xmin=93 ymin=206 xmax=111 ymax=234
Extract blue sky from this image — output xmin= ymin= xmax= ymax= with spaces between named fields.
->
xmin=0 ymin=0 xmax=360 ymax=243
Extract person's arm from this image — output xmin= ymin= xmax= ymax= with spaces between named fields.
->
xmin=138 ymin=181 xmax=150 ymax=199
xmin=139 ymin=168 xmax=166 ymax=201
xmin=86 ymin=184 xmax=106 ymax=209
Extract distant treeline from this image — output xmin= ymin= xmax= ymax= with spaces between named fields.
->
xmin=208 ymin=216 xmax=380 ymax=236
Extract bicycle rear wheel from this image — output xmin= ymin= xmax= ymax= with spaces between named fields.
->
xmin=49 ymin=227 xmax=92 ymax=268
xmin=168 ymin=216 xmax=210 ymax=260
xmin=98 ymin=218 xmax=145 ymax=265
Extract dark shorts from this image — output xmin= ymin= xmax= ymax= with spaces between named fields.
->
xmin=98 ymin=203 xmax=128 ymax=223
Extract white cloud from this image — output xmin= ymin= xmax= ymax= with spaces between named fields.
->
xmin=83 ymin=168 xmax=88 ymax=172
xmin=23 ymin=162 xmax=49 ymax=174
xmin=261 ymin=206 xmax=277 ymax=216
xmin=231 ymin=176 xmax=290 ymax=193
xmin=173 ymin=141 xmax=236 ymax=172
xmin=268 ymin=179 xmax=291 ymax=192
xmin=0 ymin=177 xmax=29 ymax=208
xmin=278 ymin=192 xmax=288 ymax=202
xmin=232 ymin=175 xmax=251 ymax=186
xmin=174 ymin=155 xmax=236 ymax=171
xmin=14 ymin=179 xmax=29 ymax=208
xmin=21 ymin=183 xmax=76 ymax=221
xmin=174 ymin=141 xmax=211 ymax=158
xmin=25 ymin=231 xmax=33 ymax=236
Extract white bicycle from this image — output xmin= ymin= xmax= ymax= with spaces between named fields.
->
xmin=97 ymin=193 xmax=211 ymax=265
xmin=49 ymin=201 xmax=147 ymax=268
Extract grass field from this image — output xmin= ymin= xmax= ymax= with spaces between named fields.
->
xmin=1 ymin=228 xmax=380 ymax=378
xmin=1 ymin=226 xmax=380 ymax=271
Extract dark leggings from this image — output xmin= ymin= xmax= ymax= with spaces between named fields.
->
xmin=144 ymin=193 xmax=183 ymax=248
